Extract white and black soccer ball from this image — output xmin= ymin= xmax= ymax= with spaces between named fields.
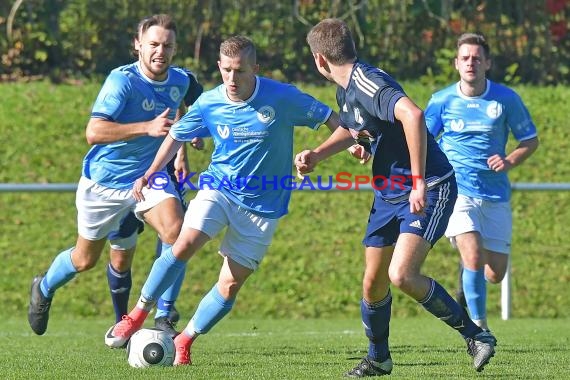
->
xmin=126 ymin=328 xmax=175 ymax=368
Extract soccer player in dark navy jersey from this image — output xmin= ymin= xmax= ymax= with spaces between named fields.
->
xmin=336 ymin=62 xmax=453 ymax=201
xmin=297 ymin=18 xmax=497 ymax=376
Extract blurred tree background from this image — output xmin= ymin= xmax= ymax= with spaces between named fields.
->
xmin=0 ymin=0 xmax=568 ymax=85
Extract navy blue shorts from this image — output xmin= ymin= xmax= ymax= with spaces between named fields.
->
xmin=363 ymin=178 xmax=457 ymax=248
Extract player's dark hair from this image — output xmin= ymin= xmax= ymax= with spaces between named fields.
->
xmin=220 ymin=35 xmax=257 ymax=64
xmin=307 ymin=18 xmax=357 ymax=65
xmin=132 ymin=14 xmax=177 ymax=58
xmin=457 ymin=33 xmax=490 ymax=58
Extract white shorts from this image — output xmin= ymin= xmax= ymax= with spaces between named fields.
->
xmin=183 ymin=189 xmax=279 ymax=270
xmin=445 ymin=194 xmax=512 ymax=254
xmin=76 ymin=176 xmax=180 ymax=246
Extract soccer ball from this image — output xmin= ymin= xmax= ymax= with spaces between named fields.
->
xmin=126 ymin=328 xmax=175 ymax=368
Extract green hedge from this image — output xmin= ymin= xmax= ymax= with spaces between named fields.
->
xmin=1 ymin=0 xmax=568 ymax=84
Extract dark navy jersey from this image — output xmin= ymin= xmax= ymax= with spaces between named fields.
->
xmin=337 ymin=61 xmax=453 ymax=201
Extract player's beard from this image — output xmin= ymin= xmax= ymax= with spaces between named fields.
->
xmin=140 ymin=53 xmax=169 ymax=81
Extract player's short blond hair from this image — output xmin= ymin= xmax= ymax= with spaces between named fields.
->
xmin=220 ymin=35 xmax=257 ymax=64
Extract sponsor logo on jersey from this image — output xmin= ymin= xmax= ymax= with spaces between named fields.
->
xmin=257 ymin=105 xmax=275 ymax=123
xmin=486 ymin=101 xmax=503 ymax=119
xmin=217 ymin=124 xmax=230 ymax=139
xmin=450 ymin=119 xmax=464 ymax=132
xmin=170 ymin=87 xmax=181 ymax=101
xmin=142 ymin=98 xmax=155 ymax=111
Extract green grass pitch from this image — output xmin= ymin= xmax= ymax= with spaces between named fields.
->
xmin=2 ymin=317 xmax=569 ymax=379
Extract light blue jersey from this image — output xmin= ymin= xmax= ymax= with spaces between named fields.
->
xmin=425 ymin=79 xmax=537 ymax=201
xmin=170 ymin=76 xmax=332 ymax=218
xmin=83 ymin=62 xmax=190 ymax=189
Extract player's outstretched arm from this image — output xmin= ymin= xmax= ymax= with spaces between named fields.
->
xmin=321 ymin=113 xmax=360 ymax=155
xmin=295 ymin=126 xmax=354 ymax=176
xmin=324 ymin=112 xmax=371 ymax=164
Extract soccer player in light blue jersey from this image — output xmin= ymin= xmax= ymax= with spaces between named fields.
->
xmin=425 ymin=33 xmax=539 ymax=332
xmin=297 ymin=18 xmax=497 ymax=375
xmin=107 ymin=69 xmax=204 ymax=330
xmin=28 ymin=14 xmax=200 ymax=339
xmin=104 ymin=35 xmax=369 ymax=364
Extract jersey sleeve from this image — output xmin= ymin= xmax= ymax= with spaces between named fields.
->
xmin=91 ymin=71 xmax=131 ymax=120
xmin=354 ymin=69 xmax=404 ymax=125
xmin=170 ymin=97 xmax=211 ymax=141
xmin=286 ymin=85 xmax=332 ymax=129
xmin=424 ymin=95 xmax=444 ymax=137
xmin=505 ymin=92 xmax=537 ymax=141
xmin=371 ymin=84 xmax=405 ymax=124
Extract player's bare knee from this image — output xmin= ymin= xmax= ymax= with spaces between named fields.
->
xmin=388 ymin=269 xmax=407 ymax=289
xmin=71 ymin=249 xmax=101 ymax=272
xmin=485 ymin=271 xmax=505 ymax=284
xmin=160 ymin=233 xmax=177 ymax=245
xmin=73 ymin=257 xmax=98 ymax=272
xmin=217 ymin=281 xmax=241 ymax=299
xmin=160 ymin=225 xmax=182 ymax=245
xmin=110 ymin=257 xmax=131 ymax=272
xmin=173 ymin=241 xmax=198 ymax=260
xmin=461 ymin=255 xmax=484 ymax=270
xmin=362 ymin=275 xmax=377 ymax=294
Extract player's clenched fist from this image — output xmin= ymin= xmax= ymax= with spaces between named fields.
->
xmin=147 ymin=108 xmax=174 ymax=137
